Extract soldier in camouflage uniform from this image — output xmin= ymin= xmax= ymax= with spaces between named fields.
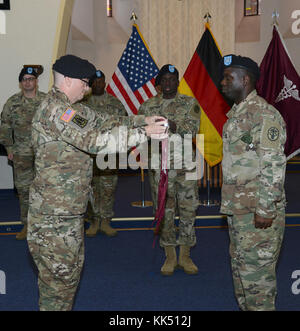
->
xmin=0 ymin=67 xmax=46 ymax=240
xmin=83 ymin=70 xmax=127 ymax=237
xmin=139 ymin=64 xmax=200 ymax=276
xmin=26 ymin=55 xmax=167 ymax=311
xmin=220 ymin=55 xmax=287 ymax=311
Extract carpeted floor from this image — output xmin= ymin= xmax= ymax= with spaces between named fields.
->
xmin=1 ymin=168 xmax=300 ymax=311
xmin=0 ymin=227 xmax=299 ymax=311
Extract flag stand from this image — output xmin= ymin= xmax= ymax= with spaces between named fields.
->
xmin=199 ymin=164 xmax=220 ymax=207
xmin=131 ymin=168 xmax=153 ymax=208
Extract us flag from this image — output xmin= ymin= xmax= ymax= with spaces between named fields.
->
xmin=107 ymin=24 xmax=159 ymax=115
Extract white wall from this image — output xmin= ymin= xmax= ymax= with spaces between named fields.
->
xmin=0 ymin=0 xmax=62 ymax=112
xmin=68 ymin=0 xmax=131 ymax=81
xmin=72 ymin=0 xmax=95 ymax=41
xmin=235 ymin=0 xmax=300 ymax=73
xmin=0 ymin=157 xmax=13 ymax=189
xmin=0 ymin=0 xmax=62 ymax=188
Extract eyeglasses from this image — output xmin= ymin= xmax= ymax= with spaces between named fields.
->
xmin=21 ymin=77 xmax=36 ymax=82
xmin=79 ymin=78 xmax=91 ymax=87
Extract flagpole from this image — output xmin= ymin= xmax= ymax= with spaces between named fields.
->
xmin=272 ymin=9 xmax=279 ymax=26
xmin=199 ymin=162 xmax=220 ymax=207
xmin=128 ymin=11 xmax=153 ymax=208
xmin=131 ymin=167 xmax=153 ymax=208
xmin=198 ymin=14 xmax=220 ymax=207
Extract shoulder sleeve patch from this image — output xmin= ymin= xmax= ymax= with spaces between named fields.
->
xmin=60 ymin=108 xmax=76 ymax=123
xmin=261 ymin=118 xmax=282 ymax=149
xmin=189 ymin=104 xmax=201 ymax=119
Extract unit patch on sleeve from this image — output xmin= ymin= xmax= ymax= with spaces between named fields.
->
xmin=190 ymin=104 xmax=201 ymax=119
xmin=261 ymin=119 xmax=281 ymax=149
xmin=71 ymin=114 xmax=88 ymax=128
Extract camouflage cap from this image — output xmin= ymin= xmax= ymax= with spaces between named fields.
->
xmin=220 ymin=54 xmax=260 ymax=80
xmin=53 ymin=54 xmax=96 ymax=79
xmin=18 ymin=67 xmax=38 ymax=82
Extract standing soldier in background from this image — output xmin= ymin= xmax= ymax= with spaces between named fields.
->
xmin=27 ymin=54 xmax=167 ymax=311
xmin=139 ymin=64 xmax=200 ymax=276
xmin=84 ymin=70 xmax=127 ymax=237
xmin=0 ymin=67 xmax=46 ymax=240
xmin=220 ymin=55 xmax=287 ymax=311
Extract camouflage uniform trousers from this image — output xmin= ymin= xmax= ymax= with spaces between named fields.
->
xmin=154 ymin=170 xmax=199 ymax=248
xmin=12 ymin=154 xmax=34 ymax=225
xmin=86 ymin=167 xmax=118 ymax=222
xmin=148 ymin=169 xmax=158 ymax=213
xmin=27 ymin=209 xmax=85 ymax=311
xmin=227 ymin=206 xmax=285 ymax=311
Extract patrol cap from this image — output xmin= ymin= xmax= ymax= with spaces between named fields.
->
xmin=158 ymin=64 xmax=179 ymax=80
xmin=220 ymin=54 xmax=260 ymax=80
xmin=52 ymin=54 xmax=96 ymax=79
xmin=18 ymin=67 xmax=38 ymax=82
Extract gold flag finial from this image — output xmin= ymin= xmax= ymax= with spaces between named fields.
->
xmin=204 ymin=12 xmax=212 ymax=24
xmin=130 ymin=11 xmax=138 ymax=23
xmin=272 ymin=9 xmax=279 ymax=26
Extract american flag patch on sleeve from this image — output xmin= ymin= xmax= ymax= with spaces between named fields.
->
xmin=60 ymin=108 xmax=76 ymax=123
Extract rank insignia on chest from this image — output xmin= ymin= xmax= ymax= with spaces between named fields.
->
xmin=72 ymin=114 xmax=88 ymax=128
xmin=60 ymin=108 xmax=76 ymax=123
xmin=241 ymin=132 xmax=252 ymax=144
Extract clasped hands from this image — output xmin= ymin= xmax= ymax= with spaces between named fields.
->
xmin=144 ymin=116 xmax=176 ymax=139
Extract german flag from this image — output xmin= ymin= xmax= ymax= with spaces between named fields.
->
xmin=178 ymin=23 xmax=231 ymax=167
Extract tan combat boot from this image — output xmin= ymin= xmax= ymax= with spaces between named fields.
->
xmin=178 ymin=245 xmax=198 ymax=275
xmin=16 ymin=224 xmax=27 ymax=240
xmin=160 ymin=246 xmax=178 ymax=276
xmin=85 ymin=219 xmax=100 ymax=237
xmin=99 ymin=218 xmax=118 ymax=237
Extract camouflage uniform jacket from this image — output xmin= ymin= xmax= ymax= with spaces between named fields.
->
xmin=0 ymin=90 xmax=46 ymax=155
xmin=138 ymin=93 xmax=200 ymax=171
xmin=84 ymin=92 xmax=127 ymax=117
xmin=221 ymin=90 xmax=287 ymax=218
xmin=81 ymin=92 xmax=127 ymax=174
xmin=30 ymin=86 xmax=147 ymax=215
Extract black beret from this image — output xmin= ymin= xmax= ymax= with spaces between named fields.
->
xmin=158 ymin=64 xmax=179 ymax=80
xmin=95 ymin=70 xmax=105 ymax=79
xmin=154 ymin=72 xmax=161 ymax=86
xmin=220 ymin=54 xmax=260 ymax=80
xmin=52 ymin=54 xmax=96 ymax=79
xmin=18 ymin=67 xmax=38 ymax=82
xmin=89 ymin=69 xmax=105 ymax=87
